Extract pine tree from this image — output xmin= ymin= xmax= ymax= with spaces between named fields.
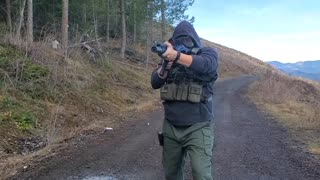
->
xmin=27 ymin=0 xmax=33 ymax=44
xmin=16 ymin=0 xmax=27 ymax=42
xmin=6 ymin=0 xmax=12 ymax=35
xmin=120 ymin=0 xmax=126 ymax=59
xmin=62 ymin=0 xmax=69 ymax=55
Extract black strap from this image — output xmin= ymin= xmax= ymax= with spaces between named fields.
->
xmin=174 ymin=51 xmax=181 ymax=63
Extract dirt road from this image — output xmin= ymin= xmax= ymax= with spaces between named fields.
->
xmin=13 ymin=76 xmax=320 ymax=180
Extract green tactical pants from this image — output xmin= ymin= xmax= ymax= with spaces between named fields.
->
xmin=162 ymin=119 xmax=214 ymax=180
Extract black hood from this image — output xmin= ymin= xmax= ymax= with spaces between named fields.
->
xmin=171 ymin=21 xmax=202 ymax=48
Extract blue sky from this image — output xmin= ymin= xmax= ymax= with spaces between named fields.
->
xmin=186 ymin=0 xmax=320 ymax=63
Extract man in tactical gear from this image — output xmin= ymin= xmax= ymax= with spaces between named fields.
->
xmin=151 ymin=21 xmax=219 ymax=180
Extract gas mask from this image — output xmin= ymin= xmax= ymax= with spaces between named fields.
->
xmin=171 ymin=36 xmax=195 ymax=54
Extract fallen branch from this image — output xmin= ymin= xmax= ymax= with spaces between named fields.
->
xmin=68 ymin=37 xmax=106 ymax=48
xmin=111 ymin=60 xmax=152 ymax=72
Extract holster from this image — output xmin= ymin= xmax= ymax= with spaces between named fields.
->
xmin=158 ymin=132 xmax=164 ymax=146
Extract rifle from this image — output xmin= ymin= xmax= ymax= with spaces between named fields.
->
xmin=151 ymin=42 xmax=168 ymax=77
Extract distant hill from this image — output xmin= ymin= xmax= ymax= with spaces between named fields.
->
xmin=268 ymin=60 xmax=320 ymax=81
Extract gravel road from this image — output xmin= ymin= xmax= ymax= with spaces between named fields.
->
xmin=12 ymin=76 xmax=320 ymax=180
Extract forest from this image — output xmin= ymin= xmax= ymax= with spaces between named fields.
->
xmin=1 ymin=0 xmax=195 ymax=60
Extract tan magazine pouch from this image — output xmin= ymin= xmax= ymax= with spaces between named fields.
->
xmin=160 ymin=83 xmax=177 ymax=101
xmin=187 ymin=83 xmax=202 ymax=103
xmin=160 ymin=82 xmax=202 ymax=103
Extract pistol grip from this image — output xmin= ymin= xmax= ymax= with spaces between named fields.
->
xmin=160 ymin=60 xmax=169 ymax=76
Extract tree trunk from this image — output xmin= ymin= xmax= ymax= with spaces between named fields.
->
xmin=145 ymin=1 xmax=154 ymax=68
xmin=27 ymin=0 xmax=33 ymax=44
xmin=62 ymin=0 xmax=69 ymax=55
xmin=120 ymin=0 xmax=126 ymax=59
xmin=160 ymin=0 xmax=166 ymax=42
xmin=133 ymin=0 xmax=136 ymax=44
xmin=16 ymin=0 xmax=27 ymax=42
xmin=83 ymin=4 xmax=87 ymax=26
xmin=92 ymin=0 xmax=102 ymax=52
xmin=106 ymin=0 xmax=110 ymax=43
xmin=6 ymin=0 xmax=12 ymax=34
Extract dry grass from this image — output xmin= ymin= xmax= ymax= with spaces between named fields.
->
xmin=310 ymin=143 xmax=320 ymax=155
xmin=249 ymin=71 xmax=320 ymax=156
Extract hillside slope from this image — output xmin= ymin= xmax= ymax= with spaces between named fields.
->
xmin=201 ymin=39 xmax=274 ymax=78
xmin=0 ymin=42 xmax=159 ymax=177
